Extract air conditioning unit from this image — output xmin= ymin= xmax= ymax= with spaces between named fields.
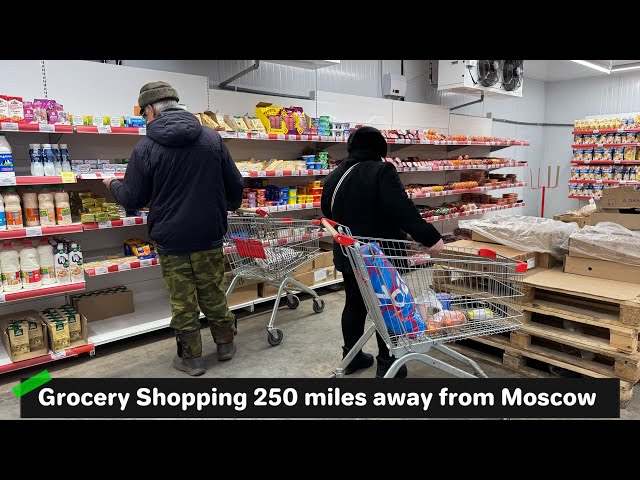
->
xmin=437 ymin=60 xmax=523 ymax=98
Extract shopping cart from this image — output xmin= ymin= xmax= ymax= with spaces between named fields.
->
xmin=224 ymin=208 xmax=326 ymax=346
xmin=322 ymin=219 xmax=527 ymax=379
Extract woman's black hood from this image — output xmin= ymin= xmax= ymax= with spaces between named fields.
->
xmin=346 ymin=126 xmax=387 ymax=162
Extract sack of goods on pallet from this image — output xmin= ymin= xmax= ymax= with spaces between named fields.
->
xmin=459 ymin=216 xmax=579 ymax=270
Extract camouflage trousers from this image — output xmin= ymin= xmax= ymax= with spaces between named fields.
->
xmin=159 ymin=248 xmax=236 ymax=357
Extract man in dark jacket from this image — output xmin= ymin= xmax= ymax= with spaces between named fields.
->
xmin=321 ymin=126 xmax=444 ymax=378
xmin=103 ymin=81 xmax=244 ymax=376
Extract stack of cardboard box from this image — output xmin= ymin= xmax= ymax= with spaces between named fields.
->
xmin=589 ymin=185 xmax=640 ymax=230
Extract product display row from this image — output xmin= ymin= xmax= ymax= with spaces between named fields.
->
xmin=242 ymin=180 xmax=323 ymax=208
xmin=382 ymin=156 xmax=525 ymax=169
xmin=572 ymin=146 xmax=640 ymax=163
xmin=573 ymin=132 xmax=640 ymax=145
xmin=0 ymin=186 xmax=72 ymax=230
xmin=236 ymin=153 xmax=329 ymax=173
xmin=0 ymin=236 xmax=83 ymax=293
xmin=570 ymin=165 xmax=639 ymax=182
xmin=574 ymin=115 xmax=640 ymax=132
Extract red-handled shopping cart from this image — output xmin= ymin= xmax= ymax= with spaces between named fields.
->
xmin=224 ymin=208 xmax=327 ymax=346
xmin=322 ymin=218 xmax=526 ymax=378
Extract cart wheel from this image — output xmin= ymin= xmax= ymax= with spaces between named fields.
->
xmin=287 ymin=295 xmax=300 ymax=309
xmin=312 ymin=298 xmax=325 ymax=313
xmin=267 ymin=329 xmax=284 ymax=346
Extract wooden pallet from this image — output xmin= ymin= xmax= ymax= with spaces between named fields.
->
xmin=452 ymin=335 xmax=635 ymax=408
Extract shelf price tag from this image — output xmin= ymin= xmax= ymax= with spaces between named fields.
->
xmin=97 ymin=125 xmax=112 ymax=134
xmin=294 ymin=204 xmax=302 ymax=210
xmin=257 ymin=171 xmax=266 ymax=177
xmin=138 ymin=127 xmax=147 ymax=136
xmin=122 ymin=217 xmax=136 ymax=226
xmin=237 ymin=132 xmax=248 ymax=139
xmin=275 ymin=170 xmax=283 ymax=177
xmin=51 ymin=350 xmax=67 ymax=360
xmin=290 ymin=170 xmax=299 ymax=176
xmin=98 ymin=221 xmax=111 ymax=229
xmin=61 ymin=172 xmax=76 ymax=183
xmin=287 ymin=135 xmax=297 ymax=141
xmin=0 ymin=293 xmax=5 ymax=303
xmin=95 ymin=266 xmax=108 ymax=275
xmin=118 ymin=263 xmax=131 ymax=271
xmin=140 ymin=259 xmax=153 ymax=267
xmin=276 ymin=134 xmax=285 ymax=140
xmin=25 ymin=226 xmax=42 ymax=237
xmin=0 ymin=176 xmax=17 ymax=186
xmin=2 ymin=123 xmax=19 ymax=131
xmin=39 ymin=124 xmax=55 ymax=133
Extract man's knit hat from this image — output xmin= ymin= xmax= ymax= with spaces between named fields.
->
xmin=138 ymin=81 xmax=180 ymax=111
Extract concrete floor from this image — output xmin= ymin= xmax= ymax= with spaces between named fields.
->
xmin=1 ymin=287 xmax=638 ymax=419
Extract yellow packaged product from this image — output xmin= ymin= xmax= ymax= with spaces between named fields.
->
xmin=210 ymin=112 xmax=233 ymax=132
xmin=46 ymin=318 xmax=71 ymax=351
xmin=8 ymin=321 xmax=30 ymax=356
xmin=27 ymin=320 xmax=44 ymax=349
xmin=625 ymin=146 xmax=636 ymax=161
xmin=265 ymin=160 xmax=284 ymax=171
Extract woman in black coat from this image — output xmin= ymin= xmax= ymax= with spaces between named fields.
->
xmin=321 ymin=126 xmax=444 ymax=378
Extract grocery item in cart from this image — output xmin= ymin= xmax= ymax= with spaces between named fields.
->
xmin=360 ymin=241 xmax=426 ymax=336
xmin=254 ymin=246 xmax=304 ymax=271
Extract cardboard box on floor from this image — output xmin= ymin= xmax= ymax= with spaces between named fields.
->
xmin=228 ymin=284 xmax=258 ymax=306
xmin=553 ymin=214 xmax=589 ymax=228
xmin=456 ymin=238 xmax=557 ymax=269
xmin=72 ymin=290 xmax=134 ymax=322
xmin=602 ymin=185 xmax=640 ymax=209
xmin=446 ymin=240 xmax=537 ymax=269
xmin=590 ymin=210 xmax=640 ymax=230
xmin=0 ymin=310 xmax=49 ymax=363
xmin=313 ymin=251 xmax=334 ymax=270
xmin=564 ymin=255 xmax=640 ymax=284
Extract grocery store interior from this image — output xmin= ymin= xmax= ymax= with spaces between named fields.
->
xmin=1 ymin=59 xmax=640 ymax=419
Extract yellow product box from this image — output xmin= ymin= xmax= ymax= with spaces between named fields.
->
xmin=282 ymin=161 xmax=297 ymax=170
xmin=265 ymin=159 xmax=283 ymax=171
xmin=71 ymin=114 xmax=85 ymax=126
xmin=235 ymin=162 xmax=251 ymax=172
xmin=110 ymin=116 xmax=124 ymax=127
xmin=8 ymin=321 xmax=30 ymax=356
xmin=197 ymin=113 xmax=220 ymax=130
xmin=243 ymin=115 xmax=267 ymax=133
xmin=44 ymin=317 xmax=71 ymax=352
xmin=255 ymin=102 xmax=287 ymax=135
xmin=248 ymin=161 xmax=265 ymax=172
xmin=27 ymin=320 xmax=44 ymax=349
xmin=210 ymin=112 xmax=234 ymax=132
xmin=224 ymin=115 xmax=250 ymax=133
xmin=56 ymin=308 xmax=82 ymax=343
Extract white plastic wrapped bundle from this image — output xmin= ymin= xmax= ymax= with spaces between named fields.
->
xmin=459 ymin=215 xmax=579 ymax=260
xmin=255 ymin=246 xmax=304 ymax=271
xmin=568 ymin=222 xmax=640 ymax=266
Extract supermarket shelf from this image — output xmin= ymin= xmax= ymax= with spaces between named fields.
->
xmin=568 ymin=180 xmax=640 ymax=185
xmin=0 ymin=122 xmax=73 ymax=133
xmin=87 ymin=277 xmax=344 ymax=346
xmin=75 ymin=125 xmax=146 ymax=135
xmin=241 ymin=169 xmax=332 ymax=178
xmin=0 ymin=342 xmax=95 ymax=375
xmin=407 ymin=182 xmax=526 ymax=200
xmin=394 ymin=162 xmax=527 ymax=172
xmin=77 ymin=173 xmax=125 ymax=180
xmin=83 ymin=216 xmax=147 ymax=230
xmin=15 ymin=175 xmax=75 ymax=185
xmin=85 ymin=257 xmax=158 ymax=277
xmin=573 ymin=128 xmax=640 ymax=135
xmin=0 ymin=223 xmax=83 ymax=240
xmin=568 ymin=195 xmax=599 ymax=199
xmin=251 ymin=202 xmax=321 ymax=213
xmin=0 ymin=282 xmax=85 ymax=304
xmin=572 ymin=160 xmax=640 ymax=165
xmin=422 ymin=202 xmax=525 ymax=223
xmin=572 ymin=143 xmax=639 ymax=148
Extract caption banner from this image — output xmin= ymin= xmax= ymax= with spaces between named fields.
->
xmin=20 ymin=378 xmax=619 ymax=418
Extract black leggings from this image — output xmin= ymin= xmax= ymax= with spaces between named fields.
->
xmin=342 ymin=273 xmax=390 ymax=358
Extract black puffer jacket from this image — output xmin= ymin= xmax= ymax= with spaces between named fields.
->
xmin=110 ymin=108 xmax=243 ymax=255
xmin=321 ymin=126 xmax=442 ymax=273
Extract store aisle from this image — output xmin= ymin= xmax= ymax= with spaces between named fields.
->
xmin=1 ymin=289 xmax=639 ymax=419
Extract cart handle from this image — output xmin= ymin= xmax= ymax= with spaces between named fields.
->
xmin=515 ymin=261 xmax=528 ymax=273
xmin=236 ymin=207 xmax=269 ymax=217
xmin=321 ymin=218 xmax=356 ymax=246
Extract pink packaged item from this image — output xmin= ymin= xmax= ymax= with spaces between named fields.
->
xmin=33 ymin=100 xmax=48 ymax=123
xmin=23 ymin=102 xmax=34 ymax=123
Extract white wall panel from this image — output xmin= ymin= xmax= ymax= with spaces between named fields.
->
xmin=209 ymin=89 xmax=316 ymax=117
xmin=391 ymin=100 xmax=450 ymax=131
xmin=44 ymin=61 xmax=208 ymax=117
xmin=0 ymin=60 xmax=46 ymax=100
xmin=448 ymin=115 xmax=492 ymax=136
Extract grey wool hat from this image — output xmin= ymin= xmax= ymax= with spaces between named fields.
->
xmin=138 ymin=81 xmax=180 ymax=111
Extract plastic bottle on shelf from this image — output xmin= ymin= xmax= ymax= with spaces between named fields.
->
xmin=0 ymin=242 xmax=22 ymax=292
xmin=19 ymin=240 xmax=41 ymax=290
xmin=37 ymin=239 xmax=56 ymax=286
xmin=0 ymin=193 xmax=6 ymax=231
xmin=52 ymin=144 xmax=63 ymax=176
xmin=69 ymin=242 xmax=84 ymax=283
xmin=29 ymin=144 xmax=45 ymax=177
xmin=4 ymin=188 xmax=23 ymax=230
xmin=38 ymin=186 xmax=56 ymax=226
xmin=54 ymin=186 xmax=72 ymax=225
xmin=0 ymin=133 xmax=14 ymax=175
xmin=22 ymin=189 xmax=40 ymax=227
xmin=54 ymin=242 xmax=70 ymax=285
xmin=42 ymin=144 xmax=56 ymax=177
xmin=59 ymin=144 xmax=72 ymax=173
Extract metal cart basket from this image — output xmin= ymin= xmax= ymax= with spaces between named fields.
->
xmin=323 ymin=219 xmax=526 ymax=378
xmin=224 ymin=209 xmax=326 ymax=346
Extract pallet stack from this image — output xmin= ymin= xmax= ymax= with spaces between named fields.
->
xmin=453 ymin=268 xmax=640 ymax=408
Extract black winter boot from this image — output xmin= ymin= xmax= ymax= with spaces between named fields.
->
xmin=376 ymin=355 xmax=408 ymax=378
xmin=173 ymin=331 xmax=205 ymax=376
xmin=342 ymin=346 xmax=374 ymax=375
